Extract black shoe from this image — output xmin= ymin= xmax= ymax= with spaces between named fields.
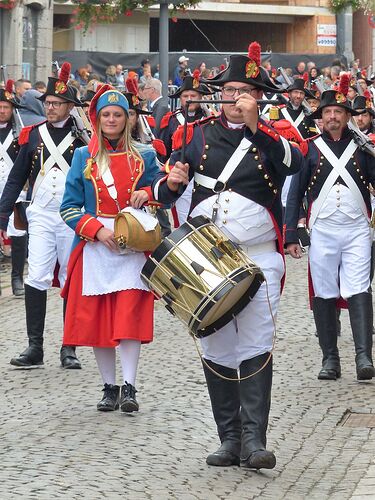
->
xmin=97 ymin=384 xmax=120 ymax=411
xmin=120 ymin=382 xmax=139 ymax=413
xmin=10 ymin=346 xmax=44 ymax=368
xmin=318 ymin=365 xmax=341 ymax=380
xmin=60 ymin=346 xmax=82 ymax=369
xmin=206 ymin=442 xmax=240 ymax=466
xmin=240 ymin=450 xmax=276 ymax=470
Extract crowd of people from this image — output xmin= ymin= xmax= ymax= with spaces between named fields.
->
xmin=1 ymin=44 xmax=375 ymax=472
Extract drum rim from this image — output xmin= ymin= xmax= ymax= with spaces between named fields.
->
xmin=191 ymin=270 xmax=265 ymax=338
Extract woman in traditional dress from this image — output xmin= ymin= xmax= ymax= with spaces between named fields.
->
xmin=60 ymin=85 xmax=161 ymax=413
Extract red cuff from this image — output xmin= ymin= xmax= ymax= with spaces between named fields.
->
xmin=76 ymin=214 xmax=103 ymax=242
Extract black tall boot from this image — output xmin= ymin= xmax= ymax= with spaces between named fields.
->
xmin=60 ymin=299 xmax=81 ymax=369
xmin=202 ymin=359 xmax=241 ymax=466
xmin=240 ymin=353 xmax=276 ymax=470
xmin=347 ymin=292 xmax=375 ymax=380
xmin=10 ymin=284 xmax=46 ymax=367
xmin=313 ymin=297 xmax=341 ymax=380
xmin=10 ymin=235 xmax=27 ymax=298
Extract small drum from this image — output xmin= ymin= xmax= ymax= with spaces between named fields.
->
xmin=141 ymin=215 xmax=265 ymax=338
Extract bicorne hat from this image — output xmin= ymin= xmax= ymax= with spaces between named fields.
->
xmin=37 ymin=62 xmax=82 ymax=105
xmin=351 ymin=91 xmax=375 ymax=117
xmin=169 ymin=70 xmax=214 ymax=99
xmin=310 ymin=73 xmax=360 ymax=119
xmin=201 ymin=42 xmax=280 ymax=93
xmin=0 ymin=80 xmax=21 ymax=108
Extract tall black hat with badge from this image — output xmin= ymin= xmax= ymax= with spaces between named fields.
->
xmin=0 ymin=79 xmax=21 ymax=108
xmin=37 ymin=62 xmax=82 ymax=105
xmin=169 ymin=70 xmax=214 ymax=99
xmin=201 ymin=42 xmax=280 ymax=93
xmin=310 ymin=73 xmax=360 ymax=119
xmin=352 ymin=90 xmax=375 ymax=117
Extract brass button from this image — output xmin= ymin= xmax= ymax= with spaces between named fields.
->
xmin=34 ymin=155 xmax=38 ymax=159
xmin=254 ymin=155 xmax=259 ymax=161
xmin=257 ymin=164 xmax=262 ymax=170
xmin=360 ymin=175 xmax=364 ymax=180
xmin=98 ymin=187 xmax=102 ymax=192
xmin=202 ymin=154 xmax=207 ymax=160
xmin=264 ymin=174 xmax=269 ymax=180
xmin=211 ymin=120 xmax=215 ymax=125
xmin=356 ymin=169 xmax=360 ymax=173
xmin=268 ymin=182 xmax=273 ymax=187
xmin=311 ymin=182 xmax=314 ymax=186
xmin=128 ymin=188 xmax=131 ymax=193
xmin=199 ymin=165 xmax=204 ymax=171
xmin=319 ymin=162 xmax=323 ymax=166
xmin=91 ymin=167 xmax=94 ymax=172
xmin=98 ymin=199 xmax=102 ymax=203
xmin=131 ymin=177 xmax=134 ymax=181
xmin=252 ymin=147 xmax=257 ymax=153
xmin=308 ymin=187 xmax=311 ymax=191
xmin=353 ymin=161 xmax=356 ymax=166
xmin=98 ymin=210 xmax=102 ymax=214
xmin=273 ymin=189 xmax=277 ymax=194
xmin=317 ymin=169 xmax=321 ymax=173
xmin=205 ymin=144 xmax=209 ymax=150
xmin=222 ymin=220 xmax=227 ymax=224
xmin=313 ymin=176 xmax=317 ymax=180
xmin=225 ymin=198 xmax=229 ymax=203
xmin=136 ymin=168 xmax=139 ymax=173
xmin=224 ymin=209 xmax=228 ymax=214
xmin=321 ymin=156 xmax=325 ymax=160
xmin=228 ymin=188 xmax=232 ymax=192
xmin=363 ymin=180 xmax=366 ymax=184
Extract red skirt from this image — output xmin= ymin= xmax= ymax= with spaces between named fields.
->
xmin=62 ymin=243 xmax=154 ymax=348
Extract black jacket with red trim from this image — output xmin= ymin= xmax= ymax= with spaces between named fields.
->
xmin=153 ymin=113 xmax=304 ymax=238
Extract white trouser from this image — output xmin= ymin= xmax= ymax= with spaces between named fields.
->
xmin=309 ymin=212 xmax=372 ymax=300
xmin=200 ymin=250 xmax=284 ymax=369
xmin=25 ymin=201 xmax=75 ymax=291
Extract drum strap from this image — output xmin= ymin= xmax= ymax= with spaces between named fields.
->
xmin=176 ymin=112 xmax=185 ymax=126
xmin=194 ymin=137 xmax=252 ymax=191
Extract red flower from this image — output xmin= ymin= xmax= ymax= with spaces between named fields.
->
xmin=172 ymin=17 xmax=178 ymax=23
xmin=125 ymin=10 xmax=132 ymax=16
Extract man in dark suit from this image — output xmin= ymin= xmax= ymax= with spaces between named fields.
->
xmin=142 ymin=78 xmax=170 ymax=133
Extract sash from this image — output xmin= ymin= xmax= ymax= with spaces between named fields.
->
xmin=309 ymin=137 xmax=368 ymax=228
xmin=32 ymin=124 xmax=75 ymax=200
xmin=194 ymin=137 xmax=252 ymax=191
xmin=176 ymin=112 xmax=185 ymax=126
xmin=0 ymin=129 xmax=14 ymax=172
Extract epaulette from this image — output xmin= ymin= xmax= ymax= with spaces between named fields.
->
xmin=172 ymin=122 xmax=195 ymax=151
xmin=152 ymin=138 xmax=167 ymax=157
xmin=160 ymin=112 xmax=173 ymax=130
xmin=368 ymin=133 xmax=375 ymax=145
xmin=18 ymin=124 xmax=36 ymax=145
xmin=146 ymin=115 xmax=156 ymax=128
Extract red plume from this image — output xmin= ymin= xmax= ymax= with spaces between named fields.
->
xmin=338 ymin=73 xmax=349 ymax=96
xmin=220 ymin=64 xmax=226 ymax=71
xmin=126 ymin=77 xmax=138 ymax=95
xmin=248 ymin=42 xmax=261 ymax=66
xmin=364 ymin=89 xmax=372 ymax=99
xmin=193 ymin=69 xmax=200 ymax=80
xmin=59 ymin=62 xmax=71 ymax=83
xmin=5 ymin=79 xmax=14 ymax=94
xmin=302 ymin=72 xmax=309 ymax=83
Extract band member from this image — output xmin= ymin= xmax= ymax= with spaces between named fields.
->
xmin=0 ymin=62 xmax=85 ymax=369
xmin=158 ymin=71 xmax=214 ymax=161
xmin=285 ymin=74 xmax=375 ymax=381
xmin=60 ymin=85 xmax=161 ymax=412
xmin=0 ymin=79 xmax=27 ymax=297
xmin=279 ymin=77 xmax=319 ymax=139
xmin=152 ymin=42 xmax=303 ymax=469
xmin=352 ymin=92 xmax=375 ymax=133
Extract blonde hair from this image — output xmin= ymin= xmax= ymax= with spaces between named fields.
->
xmin=84 ymin=108 xmax=144 ymax=179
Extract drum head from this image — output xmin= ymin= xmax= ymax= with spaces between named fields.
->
xmin=190 ymin=268 xmax=265 ymax=338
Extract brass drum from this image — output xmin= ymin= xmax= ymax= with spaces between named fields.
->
xmin=141 ymin=215 xmax=265 ymax=338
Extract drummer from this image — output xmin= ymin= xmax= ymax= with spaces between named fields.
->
xmin=152 ymin=42 xmax=304 ymax=470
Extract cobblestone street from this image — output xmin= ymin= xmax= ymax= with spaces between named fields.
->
xmin=0 ymin=254 xmax=374 ymax=499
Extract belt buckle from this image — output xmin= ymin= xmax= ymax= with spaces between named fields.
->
xmin=213 ymin=180 xmax=226 ymax=193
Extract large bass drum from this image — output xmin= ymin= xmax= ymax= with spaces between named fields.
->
xmin=141 ymin=215 xmax=265 ymax=338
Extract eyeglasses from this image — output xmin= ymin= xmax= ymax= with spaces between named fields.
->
xmin=43 ymin=101 xmax=68 ymax=109
xmin=222 ymin=86 xmax=258 ymax=97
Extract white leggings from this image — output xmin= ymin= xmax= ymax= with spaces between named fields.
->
xmin=93 ymin=339 xmax=141 ymax=386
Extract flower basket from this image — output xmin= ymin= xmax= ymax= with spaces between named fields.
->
xmin=329 ymin=0 xmax=375 ymax=13
xmin=71 ymin=0 xmax=200 ymax=32
xmin=0 ymin=0 xmax=17 ymax=9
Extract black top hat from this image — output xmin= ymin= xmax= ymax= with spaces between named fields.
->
xmin=37 ymin=62 xmax=82 ymax=105
xmin=0 ymin=80 xmax=20 ymax=108
xmin=169 ymin=72 xmax=214 ymax=99
xmin=201 ymin=42 xmax=280 ymax=93
xmin=287 ymin=77 xmax=315 ymax=99
xmin=352 ymin=94 xmax=375 ymax=117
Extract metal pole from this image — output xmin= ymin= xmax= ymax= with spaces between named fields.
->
xmin=159 ymin=1 xmax=169 ymax=105
xmin=336 ymin=7 xmax=354 ymax=66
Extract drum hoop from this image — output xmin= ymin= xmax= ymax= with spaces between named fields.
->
xmin=191 ymin=270 xmax=265 ymax=338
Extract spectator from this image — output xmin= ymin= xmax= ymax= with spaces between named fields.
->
xmin=142 ymin=78 xmax=169 ymax=130
xmin=173 ymin=55 xmax=190 ymax=86
xmin=105 ymin=65 xmax=117 ymax=86
xmin=34 ymin=81 xmax=47 ymax=93
xmin=76 ymin=67 xmax=90 ymax=88
xmin=330 ymin=65 xmax=341 ymax=84
xmin=137 ymin=58 xmax=150 ymax=79
xmin=308 ymin=67 xmax=320 ymax=83
xmin=18 ymin=89 xmax=46 ymax=126
xmin=293 ymin=61 xmax=306 ymax=77
xmin=115 ymin=64 xmax=125 ymax=88
xmin=14 ymin=79 xmax=32 ymax=100
xmin=139 ymin=62 xmax=153 ymax=84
